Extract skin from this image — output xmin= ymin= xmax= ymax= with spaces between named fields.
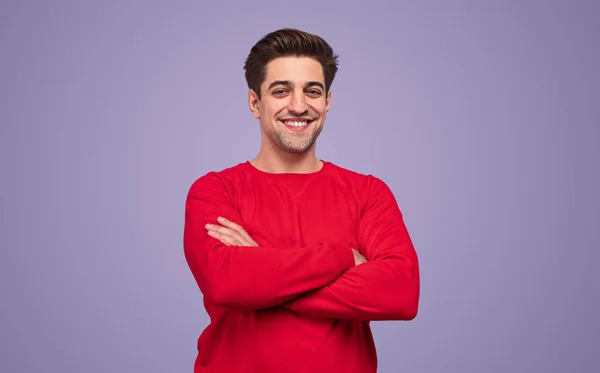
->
xmin=248 ymin=56 xmax=331 ymax=174
xmin=204 ymin=56 xmax=367 ymax=265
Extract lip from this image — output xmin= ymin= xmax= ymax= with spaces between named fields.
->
xmin=278 ymin=119 xmax=313 ymax=132
xmin=279 ymin=117 xmax=315 ymax=122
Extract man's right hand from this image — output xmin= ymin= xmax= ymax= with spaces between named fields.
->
xmin=206 ymin=217 xmax=259 ymax=247
xmin=352 ymin=249 xmax=367 ymax=266
xmin=207 ymin=217 xmax=368 ymax=267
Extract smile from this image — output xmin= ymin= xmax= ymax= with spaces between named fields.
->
xmin=278 ymin=119 xmax=314 ymax=132
xmin=278 ymin=116 xmax=316 ymax=129
xmin=283 ymin=120 xmax=309 ymax=127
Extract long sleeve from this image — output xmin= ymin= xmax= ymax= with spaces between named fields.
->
xmin=281 ymin=176 xmax=420 ymax=321
xmin=183 ymin=172 xmax=356 ymax=311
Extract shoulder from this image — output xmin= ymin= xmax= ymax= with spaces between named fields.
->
xmin=187 ymin=162 xmax=250 ymax=197
xmin=325 ymin=161 xmax=392 ymax=195
xmin=326 ymin=162 xmax=401 ymax=218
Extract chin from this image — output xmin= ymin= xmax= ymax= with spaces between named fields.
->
xmin=283 ymin=139 xmax=317 ymax=153
xmin=284 ymin=146 xmax=312 ymax=154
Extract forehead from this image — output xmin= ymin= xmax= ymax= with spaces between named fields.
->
xmin=264 ymin=56 xmax=325 ymax=85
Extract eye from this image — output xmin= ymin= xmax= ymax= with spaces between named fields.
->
xmin=306 ymin=89 xmax=322 ymax=97
xmin=272 ymin=89 xmax=287 ymax=95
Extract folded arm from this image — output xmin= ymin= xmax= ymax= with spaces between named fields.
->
xmin=281 ymin=177 xmax=420 ymax=321
xmin=183 ymin=172 xmax=356 ymax=311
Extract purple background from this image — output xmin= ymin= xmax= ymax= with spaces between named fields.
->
xmin=1 ymin=1 xmax=598 ymax=372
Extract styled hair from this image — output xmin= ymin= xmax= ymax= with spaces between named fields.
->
xmin=243 ymin=28 xmax=339 ymax=98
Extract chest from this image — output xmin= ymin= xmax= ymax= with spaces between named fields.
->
xmin=235 ymin=180 xmax=361 ymax=248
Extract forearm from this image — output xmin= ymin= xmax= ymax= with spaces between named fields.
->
xmin=282 ymin=255 xmax=419 ymax=321
xmin=184 ymin=173 xmax=356 ymax=310
xmin=282 ymin=176 xmax=421 ymax=321
xmin=184 ymin=226 xmax=355 ymax=310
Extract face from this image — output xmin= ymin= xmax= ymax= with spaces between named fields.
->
xmin=249 ymin=56 xmax=331 ymax=154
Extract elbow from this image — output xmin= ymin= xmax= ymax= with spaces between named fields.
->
xmin=202 ymin=278 xmax=263 ymax=309
xmin=400 ymin=296 xmax=419 ymax=320
xmin=186 ymin=260 xmax=234 ymax=308
xmin=403 ymin=275 xmax=420 ymax=320
xmin=203 ymin=287 xmax=227 ymax=307
xmin=378 ymin=252 xmax=420 ymax=320
xmin=375 ymin=293 xmax=418 ymax=321
xmin=185 ymin=246 xmax=246 ymax=308
xmin=389 ymin=291 xmax=419 ymax=320
xmin=391 ymin=275 xmax=420 ymax=320
xmin=374 ymin=284 xmax=419 ymax=321
xmin=202 ymin=280 xmax=240 ymax=308
xmin=400 ymin=259 xmax=420 ymax=320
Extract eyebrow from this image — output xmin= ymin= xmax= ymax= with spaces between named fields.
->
xmin=267 ymin=80 xmax=325 ymax=91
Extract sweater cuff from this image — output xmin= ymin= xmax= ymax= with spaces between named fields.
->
xmin=331 ymin=242 xmax=355 ymax=272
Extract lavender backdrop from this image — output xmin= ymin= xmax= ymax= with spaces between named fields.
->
xmin=1 ymin=1 xmax=598 ymax=372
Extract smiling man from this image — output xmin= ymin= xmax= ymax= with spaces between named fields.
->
xmin=183 ymin=28 xmax=420 ymax=373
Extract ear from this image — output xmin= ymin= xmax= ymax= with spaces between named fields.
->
xmin=248 ymin=89 xmax=261 ymax=119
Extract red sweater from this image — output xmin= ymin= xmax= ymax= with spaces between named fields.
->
xmin=183 ymin=160 xmax=420 ymax=373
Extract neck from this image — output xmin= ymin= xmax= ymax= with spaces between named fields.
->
xmin=251 ymin=144 xmax=322 ymax=174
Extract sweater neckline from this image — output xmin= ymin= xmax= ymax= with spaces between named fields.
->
xmin=244 ymin=159 xmax=331 ymax=177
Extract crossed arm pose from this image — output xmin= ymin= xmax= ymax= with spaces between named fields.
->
xmin=183 ymin=173 xmax=420 ymax=322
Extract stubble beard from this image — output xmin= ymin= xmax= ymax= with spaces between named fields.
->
xmin=269 ymin=120 xmax=323 ymax=153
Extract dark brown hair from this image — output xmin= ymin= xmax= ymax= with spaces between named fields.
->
xmin=243 ymin=28 xmax=339 ymax=98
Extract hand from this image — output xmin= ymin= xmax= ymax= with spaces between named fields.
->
xmin=352 ymin=249 xmax=367 ymax=266
xmin=205 ymin=217 xmax=259 ymax=247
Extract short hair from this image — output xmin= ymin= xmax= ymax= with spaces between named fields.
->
xmin=243 ymin=28 xmax=339 ymax=98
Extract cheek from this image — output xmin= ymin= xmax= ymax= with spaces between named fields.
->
xmin=263 ymin=103 xmax=286 ymax=117
xmin=314 ymin=102 xmax=328 ymax=116
xmin=312 ymin=97 xmax=328 ymax=111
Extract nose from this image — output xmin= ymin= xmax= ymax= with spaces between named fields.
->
xmin=287 ymin=89 xmax=308 ymax=114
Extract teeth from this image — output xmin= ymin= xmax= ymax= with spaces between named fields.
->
xmin=283 ymin=121 xmax=308 ymax=127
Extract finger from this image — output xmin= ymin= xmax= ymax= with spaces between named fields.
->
xmin=207 ymin=229 xmax=240 ymax=246
xmin=206 ymin=224 xmax=241 ymax=240
xmin=217 ymin=217 xmax=259 ymax=246
xmin=206 ymin=224 xmax=253 ymax=246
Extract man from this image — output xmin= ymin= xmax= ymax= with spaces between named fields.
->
xmin=183 ymin=28 xmax=420 ymax=373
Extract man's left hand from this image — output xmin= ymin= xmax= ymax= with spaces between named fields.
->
xmin=205 ymin=217 xmax=259 ymax=247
